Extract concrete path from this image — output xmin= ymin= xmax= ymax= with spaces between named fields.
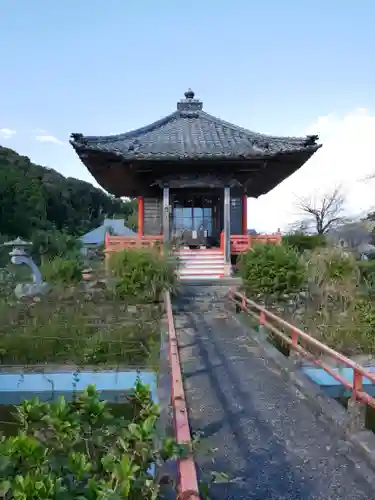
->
xmin=173 ymin=286 xmax=375 ymax=499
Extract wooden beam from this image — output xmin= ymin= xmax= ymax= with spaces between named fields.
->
xmin=242 ymin=195 xmax=248 ymax=235
xmin=137 ymin=196 xmax=144 ymax=236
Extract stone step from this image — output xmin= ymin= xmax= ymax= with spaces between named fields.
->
xmin=179 ymin=274 xmax=224 ymax=281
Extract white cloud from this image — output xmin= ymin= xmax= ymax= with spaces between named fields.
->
xmin=0 ymin=128 xmax=16 ymax=139
xmin=249 ymin=109 xmax=375 ymax=232
xmin=35 ymin=134 xmax=64 ymax=145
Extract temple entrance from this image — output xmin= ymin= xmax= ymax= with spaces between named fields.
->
xmin=171 ymin=189 xmax=222 ymax=248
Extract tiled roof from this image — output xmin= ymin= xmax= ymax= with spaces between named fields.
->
xmin=80 ymin=219 xmax=135 ymax=245
xmin=70 ymin=90 xmax=320 ymax=161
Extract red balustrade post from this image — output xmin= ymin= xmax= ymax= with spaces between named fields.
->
xmin=291 ymin=328 xmax=299 ymax=347
xmin=258 ymin=310 xmax=266 ymax=337
xmin=347 ymin=368 xmax=366 ymax=431
xmin=289 ymin=328 xmax=300 ymax=360
xmin=353 ymin=369 xmax=363 ymax=400
xmin=241 ymin=294 xmax=246 ymax=311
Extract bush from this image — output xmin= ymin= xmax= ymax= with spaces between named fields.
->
xmin=0 ymin=381 xmax=186 ymax=499
xmin=0 ymin=233 xmax=11 ymax=267
xmin=296 ymin=248 xmax=373 ymax=355
xmin=239 ymin=243 xmax=306 ymax=300
xmin=305 ymin=247 xmax=360 ymax=307
xmin=301 ymin=298 xmax=375 ymax=356
xmin=358 ymin=259 xmax=375 ymax=283
xmin=32 ymin=228 xmax=82 ymax=263
xmin=282 ymin=233 xmax=326 ymax=254
xmin=41 ymin=257 xmax=83 ymax=285
xmin=109 ymin=249 xmax=176 ymax=301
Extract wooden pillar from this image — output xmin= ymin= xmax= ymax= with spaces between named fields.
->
xmin=104 ymin=232 xmax=110 ymax=276
xmin=163 ymin=186 xmax=170 ymax=245
xmin=223 ymin=186 xmax=231 ymax=272
xmin=137 ymin=196 xmax=144 ymax=236
xmin=242 ymin=194 xmax=247 ymax=235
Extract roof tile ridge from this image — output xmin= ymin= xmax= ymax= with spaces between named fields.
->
xmin=71 ymin=111 xmax=179 ymax=145
xmin=200 ymin=111 xmax=311 ymax=144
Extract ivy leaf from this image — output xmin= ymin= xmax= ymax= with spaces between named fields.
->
xmin=0 ymin=480 xmax=11 ymax=496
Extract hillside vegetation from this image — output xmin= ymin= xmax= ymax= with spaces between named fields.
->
xmin=0 ymin=145 xmax=138 ymax=266
xmin=0 ymin=145 xmax=137 ymax=239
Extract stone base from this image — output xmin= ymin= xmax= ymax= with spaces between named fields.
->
xmin=15 ymin=282 xmax=49 ymax=299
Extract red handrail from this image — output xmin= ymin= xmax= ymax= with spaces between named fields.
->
xmin=228 ymin=289 xmax=375 ymax=408
xmin=164 ymin=291 xmax=200 ymax=499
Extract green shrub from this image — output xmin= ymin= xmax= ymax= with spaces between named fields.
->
xmin=239 ymin=243 xmax=306 ymax=300
xmin=305 ymin=247 xmax=360 ymax=307
xmin=0 ymin=233 xmax=10 ymax=267
xmin=0 ymin=381 xmax=186 ymax=499
xmin=32 ymin=228 xmax=82 ymax=263
xmin=282 ymin=232 xmax=326 ymax=254
xmin=41 ymin=257 xmax=83 ymax=285
xmin=301 ymin=299 xmax=375 ymax=356
xmin=358 ymin=259 xmax=375 ymax=282
xmin=109 ymin=249 xmax=176 ymax=301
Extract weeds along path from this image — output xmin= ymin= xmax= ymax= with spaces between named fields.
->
xmin=172 ymin=284 xmax=375 ymax=500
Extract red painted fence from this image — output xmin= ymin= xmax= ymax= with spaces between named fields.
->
xmin=228 ymin=289 xmax=375 ymax=409
xmin=104 ymin=234 xmax=163 ymax=253
xmin=220 ymin=233 xmax=282 ymax=254
xmin=165 ymin=291 xmax=200 ymax=499
xmin=104 ymin=233 xmax=282 ymax=257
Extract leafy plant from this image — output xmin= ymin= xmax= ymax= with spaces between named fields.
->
xmin=109 ymin=249 xmax=176 ymax=302
xmin=41 ymin=257 xmax=83 ymax=286
xmin=305 ymin=247 xmax=360 ymax=308
xmin=32 ymin=229 xmax=82 ymax=263
xmin=0 ymin=288 xmax=161 ymax=367
xmin=0 ymin=381 xmax=187 ymax=499
xmin=282 ymin=232 xmax=326 ymax=254
xmin=288 ymin=247 xmax=375 ymax=356
xmin=239 ymin=243 xmax=306 ymax=300
xmin=359 ymin=259 xmax=375 ymax=283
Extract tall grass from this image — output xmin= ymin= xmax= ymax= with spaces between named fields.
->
xmin=108 ymin=248 xmax=177 ymax=302
xmin=292 ymin=247 xmax=375 ymax=356
xmin=0 ymin=286 xmax=161 ymax=368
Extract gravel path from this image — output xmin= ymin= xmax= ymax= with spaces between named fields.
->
xmin=173 ymin=288 xmax=375 ymax=499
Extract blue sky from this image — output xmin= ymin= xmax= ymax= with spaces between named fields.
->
xmin=1 ymin=0 xmax=375 ymax=231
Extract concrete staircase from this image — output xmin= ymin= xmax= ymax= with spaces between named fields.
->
xmin=175 ymin=248 xmax=226 ymax=281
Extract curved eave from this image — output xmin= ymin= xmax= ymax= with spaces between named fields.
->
xmin=250 ymin=145 xmax=321 ymax=198
xmin=71 ymin=143 xmax=321 ymax=198
xmin=70 ymin=140 xmax=320 ymax=162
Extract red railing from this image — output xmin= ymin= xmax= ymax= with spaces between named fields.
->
xmin=104 ymin=234 xmax=163 ymax=254
xmin=228 ymin=289 xmax=375 ymax=409
xmin=230 ymin=235 xmax=252 ymax=254
xmin=164 ymin=291 xmax=200 ymax=499
xmin=220 ymin=233 xmax=282 ymax=254
xmin=105 ymin=233 xmax=281 ymax=256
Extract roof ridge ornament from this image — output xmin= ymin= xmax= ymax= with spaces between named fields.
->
xmin=177 ymin=88 xmax=203 ymax=113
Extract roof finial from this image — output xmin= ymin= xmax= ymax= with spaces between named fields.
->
xmin=177 ymin=89 xmax=202 ymax=113
xmin=184 ymin=88 xmax=195 ymax=99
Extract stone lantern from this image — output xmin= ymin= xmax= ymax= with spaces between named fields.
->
xmin=3 ymin=237 xmax=48 ymax=298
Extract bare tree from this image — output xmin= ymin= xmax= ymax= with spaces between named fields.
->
xmin=295 ymin=187 xmax=347 ymax=234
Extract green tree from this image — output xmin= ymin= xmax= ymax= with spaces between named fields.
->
xmin=0 ymin=145 xmax=137 ymax=243
xmin=239 ymin=244 xmax=306 ymax=301
xmin=283 ymin=232 xmax=326 ymax=253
